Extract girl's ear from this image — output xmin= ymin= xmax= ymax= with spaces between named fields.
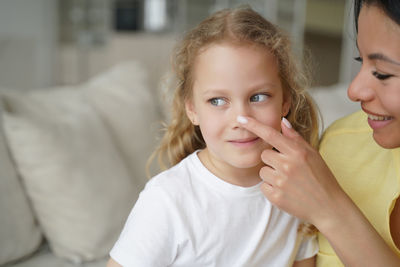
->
xmin=185 ymin=100 xmax=199 ymax=125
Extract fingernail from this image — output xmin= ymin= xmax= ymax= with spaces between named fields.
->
xmin=282 ymin=117 xmax=292 ymax=128
xmin=237 ymin=115 xmax=248 ymax=124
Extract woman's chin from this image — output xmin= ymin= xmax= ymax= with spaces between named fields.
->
xmin=373 ymin=132 xmax=400 ymax=149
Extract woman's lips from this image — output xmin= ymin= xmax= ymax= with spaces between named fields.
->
xmin=367 ymin=116 xmax=393 ymax=130
xmin=362 ymin=107 xmax=394 ymax=130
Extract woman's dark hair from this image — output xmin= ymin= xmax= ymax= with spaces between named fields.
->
xmin=354 ymin=0 xmax=400 ymax=31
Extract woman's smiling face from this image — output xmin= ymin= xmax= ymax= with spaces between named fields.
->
xmin=348 ymin=4 xmax=400 ymax=148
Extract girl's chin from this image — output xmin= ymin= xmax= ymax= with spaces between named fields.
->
xmin=231 ymin=160 xmax=263 ymax=170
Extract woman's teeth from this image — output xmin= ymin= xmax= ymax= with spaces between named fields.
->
xmin=368 ymin=114 xmax=392 ymax=121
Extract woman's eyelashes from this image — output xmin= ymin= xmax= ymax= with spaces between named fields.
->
xmin=354 ymin=56 xmax=394 ymax=81
xmin=372 ymin=71 xmax=394 ymax=80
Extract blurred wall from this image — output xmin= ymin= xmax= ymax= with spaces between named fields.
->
xmin=0 ymin=0 xmax=353 ymax=90
xmin=0 ymin=0 xmax=58 ymax=90
xmin=304 ymin=0 xmax=346 ymax=86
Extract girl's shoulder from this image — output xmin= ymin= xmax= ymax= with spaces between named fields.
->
xmin=143 ymin=152 xmax=199 ymax=198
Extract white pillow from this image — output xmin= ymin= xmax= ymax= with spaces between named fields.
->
xmin=2 ymin=87 xmax=138 ymax=262
xmin=85 ymin=62 xmax=162 ymax=184
xmin=0 ymin=95 xmax=42 ymax=265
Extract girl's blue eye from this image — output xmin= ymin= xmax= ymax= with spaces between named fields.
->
xmin=209 ymin=98 xmax=227 ymax=106
xmin=250 ymin=94 xmax=268 ymax=102
xmin=354 ymin=56 xmax=363 ymax=63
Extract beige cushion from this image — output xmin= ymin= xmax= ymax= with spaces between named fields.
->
xmin=2 ymin=86 xmax=138 ymax=262
xmin=85 ymin=61 xmax=162 ymax=184
xmin=0 ymin=95 xmax=42 ymax=265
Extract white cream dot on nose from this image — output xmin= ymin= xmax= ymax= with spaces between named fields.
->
xmin=237 ymin=115 xmax=248 ymax=124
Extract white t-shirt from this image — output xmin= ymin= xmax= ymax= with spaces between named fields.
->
xmin=110 ymin=151 xmax=318 ymax=267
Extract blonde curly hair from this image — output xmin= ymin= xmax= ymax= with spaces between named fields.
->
xmin=150 ymin=6 xmax=319 ymax=170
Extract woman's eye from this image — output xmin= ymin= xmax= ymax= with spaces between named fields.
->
xmin=372 ymin=71 xmax=393 ymax=80
xmin=250 ymin=94 xmax=269 ymax=102
xmin=354 ymin=56 xmax=363 ymax=63
xmin=209 ymin=98 xmax=227 ymax=106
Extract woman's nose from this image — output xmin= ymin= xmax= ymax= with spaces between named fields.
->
xmin=347 ymin=69 xmax=375 ymax=103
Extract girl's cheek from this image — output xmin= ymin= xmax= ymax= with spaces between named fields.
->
xmin=255 ymin=109 xmax=282 ymax=130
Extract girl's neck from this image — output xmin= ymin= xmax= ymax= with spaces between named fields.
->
xmin=197 ymin=149 xmax=263 ymax=187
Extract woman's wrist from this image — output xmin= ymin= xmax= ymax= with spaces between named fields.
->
xmin=314 ymin=188 xmax=358 ymax=235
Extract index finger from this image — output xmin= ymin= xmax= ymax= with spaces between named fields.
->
xmin=236 ymin=115 xmax=292 ymax=153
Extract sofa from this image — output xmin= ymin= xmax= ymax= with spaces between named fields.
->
xmin=0 ymin=61 xmax=165 ymax=267
xmin=0 ymin=56 xmax=359 ymax=266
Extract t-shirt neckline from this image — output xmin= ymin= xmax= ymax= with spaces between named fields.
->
xmin=188 ymin=150 xmax=263 ymax=197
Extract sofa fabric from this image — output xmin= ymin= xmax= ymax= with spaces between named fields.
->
xmin=2 ymin=87 xmax=136 ymax=262
xmin=0 ymin=97 xmax=42 ymax=265
xmin=4 ymin=244 xmax=108 ymax=267
xmin=85 ymin=62 xmax=161 ymax=187
xmin=0 ymin=61 xmax=159 ymax=264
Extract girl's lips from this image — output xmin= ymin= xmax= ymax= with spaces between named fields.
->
xmin=229 ymin=137 xmax=260 ymax=147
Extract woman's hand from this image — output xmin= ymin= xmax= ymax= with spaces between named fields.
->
xmin=237 ymin=116 xmax=400 ymax=266
xmin=237 ymin=116 xmax=348 ymax=231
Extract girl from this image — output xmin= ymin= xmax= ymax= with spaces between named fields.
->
xmin=107 ymin=6 xmax=319 ymax=267
xmin=237 ymin=0 xmax=400 ymax=266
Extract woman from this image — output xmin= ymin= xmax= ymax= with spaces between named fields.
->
xmin=237 ymin=0 xmax=400 ymax=266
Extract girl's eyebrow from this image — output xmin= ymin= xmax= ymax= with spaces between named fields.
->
xmin=368 ymin=53 xmax=400 ymax=66
xmin=202 ymin=83 xmax=278 ymax=94
xmin=202 ymin=88 xmax=229 ymax=95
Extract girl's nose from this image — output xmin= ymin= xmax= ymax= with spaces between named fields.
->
xmin=347 ymin=69 xmax=375 ymax=103
xmin=232 ymin=102 xmax=251 ymax=128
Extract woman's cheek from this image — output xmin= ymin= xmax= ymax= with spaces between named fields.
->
xmin=382 ymin=92 xmax=400 ymax=118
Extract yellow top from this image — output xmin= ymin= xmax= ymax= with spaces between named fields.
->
xmin=316 ymin=111 xmax=400 ymax=266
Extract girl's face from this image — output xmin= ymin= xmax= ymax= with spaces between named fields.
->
xmin=348 ymin=5 xmax=400 ymax=148
xmin=186 ymin=43 xmax=290 ymax=186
